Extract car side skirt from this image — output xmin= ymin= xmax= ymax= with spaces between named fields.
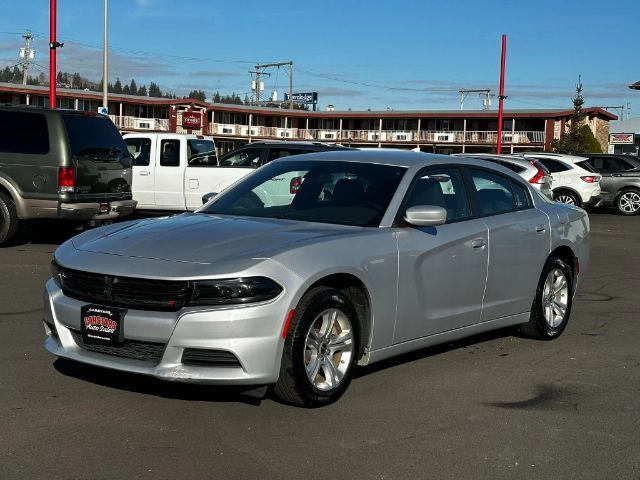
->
xmin=363 ymin=312 xmax=529 ymax=366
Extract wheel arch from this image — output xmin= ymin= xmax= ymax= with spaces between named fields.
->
xmin=549 ymin=245 xmax=578 ymax=292
xmin=0 ymin=176 xmax=28 ymax=218
xmin=300 ymin=272 xmax=373 ymax=362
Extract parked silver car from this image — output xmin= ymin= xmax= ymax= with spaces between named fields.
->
xmin=452 ymin=153 xmax=553 ymax=199
xmin=44 ymin=151 xmax=590 ymax=406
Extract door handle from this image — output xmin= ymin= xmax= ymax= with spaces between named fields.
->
xmin=471 ymin=239 xmax=486 ymax=249
xmin=139 ymin=171 xmax=150 ymax=176
xmin=612 ymin=174 xmax=622 ymax=177
xmin=535 ymin=224 xmax=546 ymax=233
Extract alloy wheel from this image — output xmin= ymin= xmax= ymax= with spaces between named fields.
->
xmin=618 ymin=192 xmax=640 ymax=214
xmin=304 ymin=308 xmax=354 ymax=391
xmin=542 ymin=268 xmax=569 ymax=329
xmin=556 ymin=194 xmax=576 ymax=205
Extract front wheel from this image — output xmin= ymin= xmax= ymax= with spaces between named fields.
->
xmin=274 ymin=287 xmax=359 ymax=407
xmin=616 ymin=189 xmax=640 ymax=215
xmin=520 ymin=256 xmax=573 ymax=340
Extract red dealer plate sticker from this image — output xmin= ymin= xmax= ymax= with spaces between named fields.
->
xmin=80 ymin=305 xmax=124 ymax=346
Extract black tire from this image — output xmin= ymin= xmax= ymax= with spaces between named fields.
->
xmin=553 ymin=190 xmax=581 ymax=207
xmin=520 ymin=256 xmax=573 ymax=340
xmin=0 ymin=192 xmax=19 ymax=246
xmin=615 ymin=188 xmax=640 ymax=216
xmin=274 ymin=287 xmax=360 ymax=407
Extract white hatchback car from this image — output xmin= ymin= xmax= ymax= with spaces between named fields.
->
xmin=520 ymin=153 xmax=601 ymax=207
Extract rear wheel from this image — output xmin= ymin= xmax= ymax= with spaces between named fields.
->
xmin=616 ymin=189 xmax=640 ymax=215
xmin=0 ymin=192 xmax=19 ymax=246
xmin=553 ymin=190 xmax=580 ymax=207
xmin=520 ymin=256 xmax=573 ymax=340
xmin=274 ymin=287 xmax=359 ymax=407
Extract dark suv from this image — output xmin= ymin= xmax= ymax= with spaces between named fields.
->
xmin=217 ymin=141 xmax=351 ymax=167
xmin=577 ymin=154 xmax=640 ymax=215
xmin=0 ymin=106 xmax=137 ymax=245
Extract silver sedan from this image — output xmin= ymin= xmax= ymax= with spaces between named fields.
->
xmin=44 ymin=150 xmax=590 ymax=406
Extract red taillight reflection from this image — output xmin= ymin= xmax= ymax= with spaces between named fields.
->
xmin=528 ymin=160 xmax=546 ymax=184
xmin=58 ymin=167 xmax=75 ymax=193
xmin=580 ymin=176 xmax=599 ymax=183
xmin=290 ymin=176 xmax=302 ymax=194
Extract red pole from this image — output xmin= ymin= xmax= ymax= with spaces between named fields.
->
xmin=49 ymin=0 xmax=57 ymax=109
xmin=496 ymin=34 xmax=507 ymax=154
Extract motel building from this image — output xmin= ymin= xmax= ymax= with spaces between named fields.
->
xmin=0 ymin=82 xmax=616 ymax=155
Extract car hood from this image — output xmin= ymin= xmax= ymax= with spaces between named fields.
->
xmin=70 ymin=213 xmax=361 ymax=265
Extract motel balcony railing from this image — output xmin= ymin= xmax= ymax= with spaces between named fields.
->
xmin=109 ymin=115 xmax=170 ymax=132
xmin=208 ymin=124 xmax=545 ymax=144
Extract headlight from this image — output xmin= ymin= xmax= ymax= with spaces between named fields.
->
xmin=188 ymin=277 xmax=283 ymax=306
xmin=50 ymin=258 xmax=62 ymax=287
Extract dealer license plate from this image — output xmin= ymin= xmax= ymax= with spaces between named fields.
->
xmin=80 ymin=305 xmax=124 ymax=346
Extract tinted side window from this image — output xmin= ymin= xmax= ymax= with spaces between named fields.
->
xmin=267 ymin=148 xmax=304 ymax=163
xmin=125 ymin=138 xmax=151 ymax=166
xmin=218 ymin=148 xmax=262 ymax=167
xmin=539 ymin=158 xmax=570 ymax=173
xmin=498 ymin=160 xmax=525 ymax=173
xmin=160 ymin=140 xmax=180 ymax=167
xmin=470 ymin=169 xmax=518 ymax=216
xmin=404 ymin=168 xmax=470 ymax=222
xmin=0 ymin=111 xmax=50 ymax=154
xmin=63 ymin=114 xmax=127 ymax=156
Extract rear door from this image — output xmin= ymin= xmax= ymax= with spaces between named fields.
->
xmin=467 ymin=168 xmax=550 ymax=321
xmin=183 ymin=138 xmax=217 ymax=210
xmin=154 ymin=137 xmax=185 ymax=209
xmin=124 ymin=135 xmax=155 ymax=207
xmin=585 ymin=156 xmax=637 ymax=201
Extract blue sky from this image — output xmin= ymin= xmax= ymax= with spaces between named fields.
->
xmin=1 ymin=0 xmax=639 ymax=113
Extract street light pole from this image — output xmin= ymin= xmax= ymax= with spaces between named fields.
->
xmin=102 ymin=0 xmax=108 ymax=112
xmin=49 ymin=0 xmax=57 ymax=109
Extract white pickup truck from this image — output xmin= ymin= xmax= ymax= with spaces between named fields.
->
xmin=123 ymin=133 xmax=219 ymax=211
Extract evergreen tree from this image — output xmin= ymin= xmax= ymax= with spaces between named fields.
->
xmin=138 ymin=84 xmax=147 ymax=96
xmin=553 ymin=79 xmax=602 ymax=154
xmin=113 ymin=78 xmax=123 ymax=93
xmin=148 ymin=82 xmax=162 ymax=97
xmin=129 ymin=78 xmax=138 ymax=95
xmin=122 ymin=84 xmax=131 ymax=95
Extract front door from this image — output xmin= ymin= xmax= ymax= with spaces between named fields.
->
xmin=394 ymin=167 xmax=489 ymax=343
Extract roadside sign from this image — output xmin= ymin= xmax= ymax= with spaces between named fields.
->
xmin=284 ymin=92 xmax=318 ymax=105
xmin=609 ymin=133 xmax=634 ymax=144
xmin=98 ymin=106 xmax=108 ymax=115
xmin=182 ymin=111 xmax=202 ymax=129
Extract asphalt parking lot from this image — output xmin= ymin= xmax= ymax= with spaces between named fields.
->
xmin=1 ymin=211 xmax=639 ymax=480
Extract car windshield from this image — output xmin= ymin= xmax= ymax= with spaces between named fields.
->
xmin=200 ymin=160 xmax=407 ymax=227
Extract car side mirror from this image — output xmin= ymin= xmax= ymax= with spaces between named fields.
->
xmin=404 ymin=205 xmax=447 ymax=227
xmin=202 ymin=192 xmax=217 ymax=204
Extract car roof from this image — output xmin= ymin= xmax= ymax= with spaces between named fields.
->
xmin=519 ymin=152 xmax=589 ymax=163
xmin=273 ymin=149 xmax=526 ymax=180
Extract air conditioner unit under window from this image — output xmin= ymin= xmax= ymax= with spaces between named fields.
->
xmin=368 ymin=132 xmax=380 ymax=141
xmin=435 ymin=133 xmax=455 ymax=143
xmin=135 ymin=120 xmax=152 ymax=130
xmin=221 ymin=127 xmax=233 ymax=134
xmin=241 ymin=126 xmax=258 ymax=136
xmin=393 ymin=132 xmax=410 ymax=141
xmin=321 ymin=130 xmax=337 ymax=140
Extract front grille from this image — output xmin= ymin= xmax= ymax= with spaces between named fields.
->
xmin=70 ymin=329 xmax=166 ymax=364
xmin=60 ymin=268 xmax=190 ymax=312
xmin=182 ymin=348 xmax=242 ymax=368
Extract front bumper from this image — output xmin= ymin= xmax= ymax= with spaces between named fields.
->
xmin=43 ymin=279 xmax=286 ymax=385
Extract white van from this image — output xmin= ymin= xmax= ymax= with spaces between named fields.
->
xmin=123 ymin=133 xmax=217 ymax=211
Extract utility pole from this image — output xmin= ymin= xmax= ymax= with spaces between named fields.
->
xmin=459 ymin=89 xmax=491 ymax=110
xmin=102 ymin=0 xmax=108 ymax=112
xmin=248 ymin=69 xmax=270 ymax=105
xmin=496 ymin=34 xmax=507 ymax=154
xmin=254 ymin=61 xmax=294 ymax=108
xmin=20 ymin=31 xmax=34 ymax=85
